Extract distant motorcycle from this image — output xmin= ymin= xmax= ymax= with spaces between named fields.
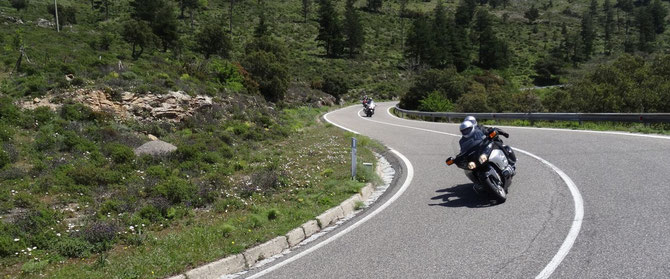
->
xmin=445 ymin=129 xmax=516 ymax=203
xmin=364 ymin=101 xmax=376 ymax=117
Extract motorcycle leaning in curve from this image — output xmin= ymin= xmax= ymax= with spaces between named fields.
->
xmin=363 ymin=101 xmax=376 ymax=117
xmin=445 ymin=129 xmax=517 ymax=203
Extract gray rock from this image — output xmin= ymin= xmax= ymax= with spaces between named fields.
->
xmin=134 ymin=140 xmax=177 ymax=156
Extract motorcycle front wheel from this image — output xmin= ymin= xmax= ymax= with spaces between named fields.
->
xmin=485 ymin=171 xmax=507 ymax=203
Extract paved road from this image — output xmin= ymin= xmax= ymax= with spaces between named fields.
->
xmin=242 ymin=102 xmax=670 ymax=278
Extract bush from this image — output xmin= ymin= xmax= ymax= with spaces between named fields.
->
xmin=418 ymin=91 xmax=454 ymax=112
xmin=322 ymin=75 xmax=349 ymax=101
xmin=61 ymin=103 xmax=93 ymax=121
xmin=104 ymin=143 xmax=135 ymax=164
xmin=78 ymin=221 xmax=118 ymax=251
xmin=54 ymin=237 xmax=92 ymax=258
xmin=267 ymin=209 xmax=279 ymax=220
xmin=0 ymin=149 xmax=9 ymax=169
xmin=154 ymin=176 xmax=196 ymax=204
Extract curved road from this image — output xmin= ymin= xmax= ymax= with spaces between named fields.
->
xmin=242 ymin=102 xmax=670 ymax=278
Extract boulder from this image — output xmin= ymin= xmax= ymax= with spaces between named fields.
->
xmin=134 ymin=140 xmax=177 ymax=157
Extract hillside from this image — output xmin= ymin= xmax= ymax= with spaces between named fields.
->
xmin=1 ymin=0 xmax=670 ymax=277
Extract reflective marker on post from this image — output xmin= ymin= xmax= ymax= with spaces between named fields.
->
xmin=351 ymin=137 xmax=357 ymax=180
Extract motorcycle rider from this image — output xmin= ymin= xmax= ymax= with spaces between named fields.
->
xmin=362 ymin=95 xmax=370 ymax=107
xmin=461 ymin=116 xmax=516 ymax=165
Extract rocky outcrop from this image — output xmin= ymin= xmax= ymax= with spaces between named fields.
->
xmin=22 ymin=89 xmax=213 ymax=122
xmin=36 ymin=18 xmax=53 ymax=28
xmin=134 ymin=140 xmax=177 ymax=157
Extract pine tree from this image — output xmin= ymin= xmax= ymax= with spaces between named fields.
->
xmin=302 ymin=0 xmax=310 ymax=22
xmin=649 ymin=0 xmax=667 ymax=34
xmin=367 ymin=0 xmax=382 ymax=12
xmin=344 ymin=0 xmax=365 ymax=57
xmin=604 ymin=0 xmax=614 ymax=55
xmin=524 ymin=5 xmax=539 ymax=24
xmin=430 ymin=1 xmax=452 ymax=68
xmin=580 ymin=12 xmax=595 ymax=58
xmin=316 ymin=0 xmax=344 ymax=57
xmin=475 ymin=9 xmax=509 ymax=69
xmin=637 ymin=7 xmax=655 ymax=52
xmin=455 ymin=0 xmax=477 ymax=26
xmin=405 ymin=16 xmax=433 ymax=65
xmin=450 ymin=24 xmax=471 ymax=71
xmin=152 ymin=4 xmax=178 ymax=52
xmin=254 ymin=12 xmax=269 ymax=38
xmin=122 ymin=20 xmax=156 ymax=59
xmin=195 ymin=22 xmax=231 ymax=59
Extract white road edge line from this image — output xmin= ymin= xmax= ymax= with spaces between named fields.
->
xmin=359 ymin=105 xmax=584 ymax=279
xmin=247 ymin=109 xmax=414 ymax=279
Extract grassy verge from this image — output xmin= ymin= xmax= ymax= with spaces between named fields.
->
xmin=0 ymin=105 xmax=383 ymax=278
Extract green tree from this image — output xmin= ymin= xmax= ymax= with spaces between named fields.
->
xmin=152 ymin=4 xmax=179 ymax=52
xmin=399 ymin=68 xmax=467 ymax=110
xmin=418 ymin=91 xmax=454 ymax=112
xmin=122 ymin=20 xmax=156 ymax=59
xmin=367 ymin=0 xmax=382 ymax=13
xmin=429 ymin=1 xmax=453 ymax=68
xmin=178 ymin=0 xmax=199 ymax=19
xmin=580 ymin=12 xmax=595 ymax=58
xmin=302 ymin=0 xmax=311 ymax=22
xmin=254 ymin=12 xmax=269 ymax=38
xmin=242 ymin=37 xmax=289 ymax=102
xmin=455 ymin=0 xmax=477 ymax=26
xmin=47 ymin=4 xmax=77 ymax=25
xmin=524 ymin=5 xmax=539 ymax=24
xmin=316 ymin=0 xmax=344 ymax=57
xmin=636 ymin=7 xmax=655 ymax=52
xmin=195 ymin=22 xmax=231 ymax=59
xmin=649 ymin=0 xmax=667 ymax=34
xmin=344 ymin=0 xmax=365 ymax=57
xmin=404 ymin=16 xmax=433 ymax=65
xmin=475 ymin=9 xmax=509 ymax=69
xmin=10 ymin=0 xmax=27 ymax=12
xmin=603 ymin=0 xmax=614 ymax=55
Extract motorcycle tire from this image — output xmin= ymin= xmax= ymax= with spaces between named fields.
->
xmin=484 ymin=170 xmax=507 ymax=203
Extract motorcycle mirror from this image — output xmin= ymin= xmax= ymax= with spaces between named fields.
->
xmin=446 ymin=157 xmax=454 ymax=166
xmin=489 ymin=131 xmax=497 ymax=138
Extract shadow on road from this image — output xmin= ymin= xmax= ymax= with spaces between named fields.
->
xmin=429 ymin=183 xmax=497 ymax=208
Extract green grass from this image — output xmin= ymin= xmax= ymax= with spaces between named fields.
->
xmin=0 ymin=104 xmax=383 ymax=278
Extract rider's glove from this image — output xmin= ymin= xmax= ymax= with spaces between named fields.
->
xmin=499 ymin=129 xmax=509 ymax=138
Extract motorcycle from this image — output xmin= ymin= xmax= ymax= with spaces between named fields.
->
xmin=364 ymin=101 xmax=376 ymax=117
xmin=445 ymin=129 xmax=516 ymax=203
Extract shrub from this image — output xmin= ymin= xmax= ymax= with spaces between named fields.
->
xmin=154 ymin=176 xmax=196 ymax=204
xmin=78 ymin=221 xmax=118 ymax=252
xmin=0 ymin=149 xmax=9 ymax=169
xmin=61 ymin=103 xmax=93 ymax=121
xmin=267 ymin=209 xmax=279 ymax=220
xmin=54 ymin=237 xmax=92 ymax=258
xmin=322 ymin=75 xmax=349 ymax=101
xmin=104 ymin=143 xmax=135 ymax=164
xmin=418 ymin=91 xmax=454 ymax=112
xmin=33 ymin=106 xmax=55 ymax=125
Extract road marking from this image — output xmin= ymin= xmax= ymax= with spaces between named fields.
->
xmin=247 ymin=110 xmax=414 ymax=279
xmin=363 ymin=105 xmax=584 ymax=279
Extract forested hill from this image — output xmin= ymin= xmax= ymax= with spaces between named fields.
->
xmin=1 ymin=0 xmax=670 ymax=113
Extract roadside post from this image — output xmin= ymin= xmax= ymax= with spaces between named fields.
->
xmin=351 ymin=137 xmax=357 ymax=180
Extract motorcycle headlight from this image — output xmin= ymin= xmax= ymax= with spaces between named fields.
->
xmin=478 ymin=154 xmax=488 ymax=164
xmin=468 ymin=162 xmax=476 ymax=170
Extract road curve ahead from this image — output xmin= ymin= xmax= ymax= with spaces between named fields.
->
xmin=242 ymin=102 xmax=670 ymax=278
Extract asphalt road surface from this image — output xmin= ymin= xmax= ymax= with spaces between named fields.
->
xmin=241 ymin=102 xmax=670 ymax=279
